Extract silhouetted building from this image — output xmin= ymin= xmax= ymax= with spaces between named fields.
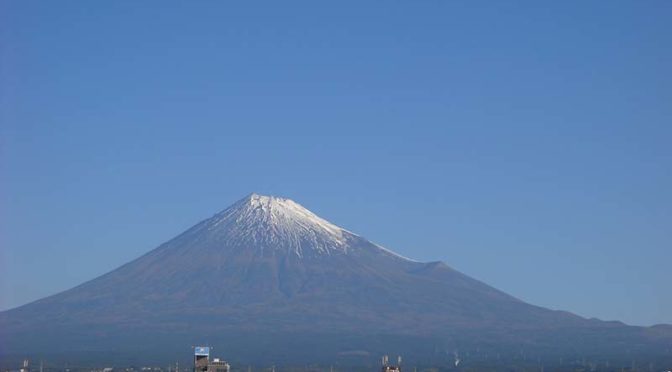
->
xmin=193 ymin=346 xmax=230 ymax=372
xmin=206 ymin=359 xmax=230 ymax=372
xmin=193 ymin=346 xmax=210 ymax=372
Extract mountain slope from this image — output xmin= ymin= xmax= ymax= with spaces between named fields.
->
xmin=1 ymin=194 xmax=670 ymax=366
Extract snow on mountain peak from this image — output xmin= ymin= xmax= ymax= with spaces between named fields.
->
xmin=195 ymin=193 xmax=352 ymax=257
xmin=240 ymin=193 xmax=345 ymax=237
xmin=179 ymin=193 xmax=415 ymax=261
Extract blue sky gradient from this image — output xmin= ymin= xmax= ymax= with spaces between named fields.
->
xmin=1 ymin=1 xmax=671 ymax=325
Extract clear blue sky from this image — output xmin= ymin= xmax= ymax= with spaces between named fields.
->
xmin=1 ymin=1 xmax=670 ymax=326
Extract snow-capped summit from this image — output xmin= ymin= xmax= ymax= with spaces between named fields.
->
xmin=206 ymin=193 xmax=351 ymax=257
xmin=177 ymin=193 xmax=359 ymax=258
xmin=159 ymin=193 xmax=414 ymax=262
xmin=225 ymin=193 xmax=346 ymax=240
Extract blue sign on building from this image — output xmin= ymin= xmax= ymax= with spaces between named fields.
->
xmin=194 ymin=346 xmax=210 ymax=356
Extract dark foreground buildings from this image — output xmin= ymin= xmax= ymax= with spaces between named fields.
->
xmin=193 ymin=347 xmax=229 ymax=372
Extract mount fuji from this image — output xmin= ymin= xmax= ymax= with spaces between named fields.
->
xmin=1 ymin=194 xmax=670 ymax=366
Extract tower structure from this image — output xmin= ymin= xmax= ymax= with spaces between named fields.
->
xmin=193 ymin=346 xmax=210 ymax=372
